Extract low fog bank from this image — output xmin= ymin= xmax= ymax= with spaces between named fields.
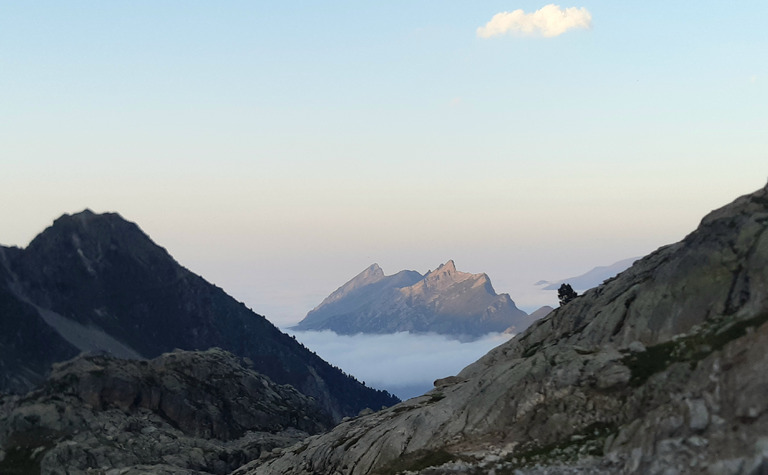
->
xmin=285 ymin=330 xmax=513 ymax=400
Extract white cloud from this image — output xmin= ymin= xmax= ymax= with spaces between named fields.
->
xmin=477 ymin=4 xmax=592 ymax=38
xmin=287 ymin=330 xmax=512 ymax=400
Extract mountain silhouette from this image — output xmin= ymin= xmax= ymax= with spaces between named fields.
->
xmin=0 ymin=210 xmax=398 ymax=420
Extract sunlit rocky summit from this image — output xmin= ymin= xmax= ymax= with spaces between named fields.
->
xmin=294 ymin=260 xmax=535 ymax=338
xmin=245 ymin=183 xmax=768 ymax=474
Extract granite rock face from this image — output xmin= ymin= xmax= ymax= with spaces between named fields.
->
xmin=294 ymin=260 xmax=533 ymax=338
xmin=0 ymin=348 xmax=332 ymax=475
xmin=248 ymin=184 xmax=768 ymax=474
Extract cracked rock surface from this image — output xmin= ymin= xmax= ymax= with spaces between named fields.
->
xmin=0 ymin=348 xmax=332 ymax=474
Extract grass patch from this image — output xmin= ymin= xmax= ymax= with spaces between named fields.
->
xmin=521 ymin=342 xmax=542 ymax=358
xmin=343 ymin=434 xmax=364 ymax=450
xmin=623 ymin=312 xmax=768 ymax=387
xmin=622 ymin=339 xmax=678 ymax=387
xmin=0 ymin=445 xmax=44 ymax=475
xmin=496 ymin=422 xmax=615 ymax=474
xmin=0 ymin=428 xmax=64 ymax=475
xmin=428 ymin=392 xmax=445 ymax=403
xmin=391 ymin=405 xmax=418 ymax=415
xmin=290 ymin=442 xmax=309 ymax=455
xmin=373 ymin=448 xmax=457 ymax=475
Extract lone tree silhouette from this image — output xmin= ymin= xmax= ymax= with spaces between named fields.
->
xmin=558 ymin=283 xmax=578 ymax=306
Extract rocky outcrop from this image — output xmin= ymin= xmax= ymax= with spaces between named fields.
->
xmin=0 ymin=348 xmax=333 ymax=474
xmin=294 ymin=260 xmax=533 ymax=338
xmin=247 ymin=183 xmax=768 ymax=474
xmin=0 ymin=210 xmax=399 ymax=419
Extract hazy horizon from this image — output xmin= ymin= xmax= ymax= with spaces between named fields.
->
xmin=2 ymin=2 xmax=766 ymax=327
xmin=0 ymin=207 xmax=752 ymax=328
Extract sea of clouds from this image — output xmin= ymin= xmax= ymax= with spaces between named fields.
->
xmin=285 ymin=329 xmax=513 ymax=401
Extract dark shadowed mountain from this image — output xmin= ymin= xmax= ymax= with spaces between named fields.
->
xmin=294 ymin=260 xmax=535 ymax=338
xmin=249 ymin=183 xmax=768 ymax=474
xmin=0 ymin=210 xmax=398 ymax=420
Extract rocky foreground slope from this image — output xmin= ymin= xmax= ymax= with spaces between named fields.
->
xmin=0 ymin=348 xmax=333 ymax=474
xmin=246 ymin=184 xmax=768 ymax=474
xmin=295 ymin=260 xmax=533 ymax=338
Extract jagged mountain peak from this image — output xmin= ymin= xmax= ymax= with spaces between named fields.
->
xmin=435 ymin=259 xmax=456 ymax=273
xmin=71 ymin=207 xmax=96 ymax=218
xmin=338 ymin=263 xmax=386 ymax=290
xmin=297 ymin=264 xmax=424 ymax=330
xmin=20 ymin=210 xmax=180 ymax=288
xmin=29 ymin=210 xmax=162 ymax=258
xmin=425 ymin=259 xmax=460 ymax=279
xmin=295 ymin=260 xmax=533 ymax=338
xmin=309 ymin=263 xmax=395 ymax=312
xmin=53 ymin=209 xmax=126 ymax=228
xmin=417 ymin=260 xmax=488 ymax=294
xmin=353 ymin=263 xmax=385 ymax=283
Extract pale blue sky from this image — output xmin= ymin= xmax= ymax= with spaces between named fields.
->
xmin=2 ymin=2 xmax=766 ymax=325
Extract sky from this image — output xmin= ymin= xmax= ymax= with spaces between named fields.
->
xmin=2 ymin=1 xmax=767 ymax=328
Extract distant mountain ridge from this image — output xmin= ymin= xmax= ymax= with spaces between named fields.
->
xmin=294 ymin=260 xmax=534 ymax=338
xmin=0 ymin=210 xmax=398 ymax=420
xmin=539 ymin=256 xmax=640 ymax=291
